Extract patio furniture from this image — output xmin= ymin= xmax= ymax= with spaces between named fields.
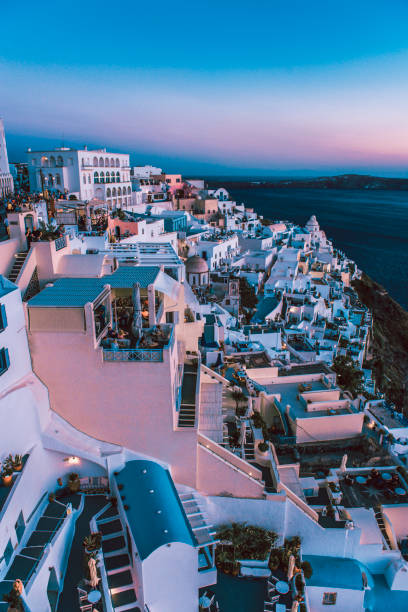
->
xmin=356 ymin=476 xmax=366 ymax=484
xmin=240 ymin=565 xmax=271 ymax=578
xmin=87 ymin=590 xmax=101 ymax=604
xmin=199 ymin=592 xmax=214 ymax=610
xmin=381 ymin=473 xmax=392 ymax=482
xmin=275 ymin=580 xmax=290 ymax=594
xmin=395 ymin=487 xmax=406 ymax=496
xmin=276 ymin=605 xmax=286 ymax=612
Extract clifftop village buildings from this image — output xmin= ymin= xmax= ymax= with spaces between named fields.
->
xmin=0 ymin=119 xmax=408 ymax=612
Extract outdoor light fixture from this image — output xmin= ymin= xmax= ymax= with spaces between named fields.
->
xmin=64 ymin=456 xmax=80 ymax=465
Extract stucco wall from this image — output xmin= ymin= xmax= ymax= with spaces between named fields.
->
xmin=296 ymin=412 xmax=364 ymax=443
xmin=197 ymin=445 xmax=264 ymax=498
xmin=142 ymin=543 xmax=198 ymax=612
xmin=306 ymin=586 xmax=364 ymax=612
xmin=27 ymin=329 xmax=197 ymax=486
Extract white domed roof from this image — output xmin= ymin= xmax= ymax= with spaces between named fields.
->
xmin=185 ymin=255 xmax=209 ymax=274
xmin=306 ymin=215 xmax=319 ymax=229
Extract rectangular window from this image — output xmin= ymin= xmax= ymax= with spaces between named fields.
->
xmin=322 ymin=593 xmax=337 ymax=605
xmin=0 ymin=304 xmax=7 ymax=332
xmin=0 ymin=347 xmax=10 ymax=375
xmin=166 ymin=311 xmax=174 ymax=324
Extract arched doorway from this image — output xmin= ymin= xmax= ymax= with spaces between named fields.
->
xmin=24 ymin=214 xmax=34 ymax=232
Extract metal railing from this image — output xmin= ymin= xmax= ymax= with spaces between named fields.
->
xmin=54 ymin=235 xmax=67 ymax=251
xmin=103 ymin=347 xmax=164 ymax=362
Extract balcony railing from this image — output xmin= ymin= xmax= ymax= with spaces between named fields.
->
xmin=103 ymin=347 xmax=164 ymax=362
xmin=54 ymin=235 xmax=67 ymax=251
xmin=103 ymin=325 xmax=174 ymax=363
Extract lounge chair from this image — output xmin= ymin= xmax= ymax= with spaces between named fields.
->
xmin=240 ymin=565 xmax=271 ymax=578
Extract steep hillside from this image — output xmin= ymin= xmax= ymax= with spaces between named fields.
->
xmin=353 ymin=274 xmax=408 ymax=415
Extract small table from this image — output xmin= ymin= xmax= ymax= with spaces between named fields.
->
xmin=276 ymin=605 xmax=286 ymax=612
xmin=88 ymin=590 xmax=102 ymax=604
xmin=356 ymin=476 xmax=366 ymax=484
xmin=395 ymin=487 xmax=406 ymax=496
xmin=381 ymin=473 xmax=392 ymax=481
xmin=275 ymin=580 xmax=290 ymax=594
xmin=199 ymin=595 xmax=212 ymax=609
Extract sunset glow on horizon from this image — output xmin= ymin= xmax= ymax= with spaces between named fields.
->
xmin=2 ymin=0 xmax=408 ymax=175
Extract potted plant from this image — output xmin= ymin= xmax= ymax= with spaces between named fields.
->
xmin=258 ymin=441 xmax=269 ymax=454
xmin=1 ymin=465 xmax=13 ymax=487
xmin=83 ymin=532 xmax=102 ymax=555
xmin=2 ymin=579 xmax=24 ymax=611
xmin=13 ymin=455 xmax=23 ymax=472
xmin=68 ymin=472 xmax=80 ymax=493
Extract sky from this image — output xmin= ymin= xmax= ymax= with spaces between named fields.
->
xmin=1 ymin=0 xmax=408 ymax=175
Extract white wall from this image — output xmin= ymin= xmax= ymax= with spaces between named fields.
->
xmin=306 ymin=586 xmax=365 ymax=612
xmin=142 ymin=543 xmax=198 ymax=612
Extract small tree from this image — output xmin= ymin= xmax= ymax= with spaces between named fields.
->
xmin=332 ymin=355 xmax=363 ymax=397
xmin=301 ymin=560 xmax=313 ymax=579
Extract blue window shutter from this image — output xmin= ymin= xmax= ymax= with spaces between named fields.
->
xmin=4 ymin=348 xmax=9 ymax=369
xmin=0 ymin=304 xmax=6 ymax=331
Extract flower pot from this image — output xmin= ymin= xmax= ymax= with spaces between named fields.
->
xmin=2 ymin=475 xmax=13 ymax=487
xmin=14 ymin=464 xmax=22 ymax=472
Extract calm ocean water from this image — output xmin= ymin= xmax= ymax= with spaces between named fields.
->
xmin=226 ymin=188 xmax=408 ymax=309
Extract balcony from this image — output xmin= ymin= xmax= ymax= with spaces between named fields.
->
xmin=102 ymin=324 xmax=174 ymax=363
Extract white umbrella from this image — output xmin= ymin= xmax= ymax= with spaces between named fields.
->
xmin=340 ymin=453 xmax=348 ymax=472
xmin=88 ymin=557 xmax=99 ymax=588
xmin=131 ymin=282 xmax=143 ymax=340
xmin=287 ymin=554 xmax=296 ymax=580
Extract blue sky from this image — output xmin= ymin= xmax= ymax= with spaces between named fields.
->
xmin=1 ymin=0 xmax=408 ymax=175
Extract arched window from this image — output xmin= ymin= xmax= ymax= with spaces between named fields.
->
xmin=88 ymin=174 xmax=91 ymax=183
xmin=127 ymin=186 xmax=131 ymax=194
xmin=100 ymin=171 xmax=105 ymax=183
xmin=94 ymin=171 xmax=99 ymax=183
xmin=110 ymin=171 xmax=115 ymax=179
xmin=41 ymin=156 xmax=49 ymax=167
xmin=105 ymin=158 xmax=109 ymax=167
xmin=93 ymin=156 xmax=98 ymax=166
xmin=115 ymin=158 xmax=120 ymax=167
xmin=99 ymin=157 xmax=104 ymax=167
xmin=116 ymin=171 xmax=120 ymax=183
xmin=57 ymin=155 xmax=63 ymax=167
xmin=56 ymin=174 xmax=61 ymax=185
xmin=83 ymin=174 xmax=86 ymax=184
xmin=106 ymin=188 xmax=111 ymax=197
xmin=50 ymin=156 xmax=56 ymax=167
xmin=48 ymin=173 xmax=54 ymax=184
xmin=110 ymin=158 xmax=115 ymax=167
xmin=112 ymin=188 xmax=116 ymax=196
xmin=68 ymin=157 xmax=73 ymax=166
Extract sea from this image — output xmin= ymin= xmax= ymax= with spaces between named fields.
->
xmin=224 ymin=187 xmax=408 ymax=309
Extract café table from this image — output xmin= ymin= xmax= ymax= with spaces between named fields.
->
xmin=395 ymin=487 xmax=406 ymax=496
xmin=381 ymin=473 xmax=392 ymax=482
xmin=356 ymin=476 xmax=366 ymax=484
xmin=275 ymin=580 xmax=290 ymax=594
xmin=88 ymin=590 xmax=101 ymax=604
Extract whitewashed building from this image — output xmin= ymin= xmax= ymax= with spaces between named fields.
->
xmin=27 ymin=147 xmax=132 ymax=208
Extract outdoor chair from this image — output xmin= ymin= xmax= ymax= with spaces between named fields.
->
xmin=269 ymin=594 xmax=280 ymax=603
